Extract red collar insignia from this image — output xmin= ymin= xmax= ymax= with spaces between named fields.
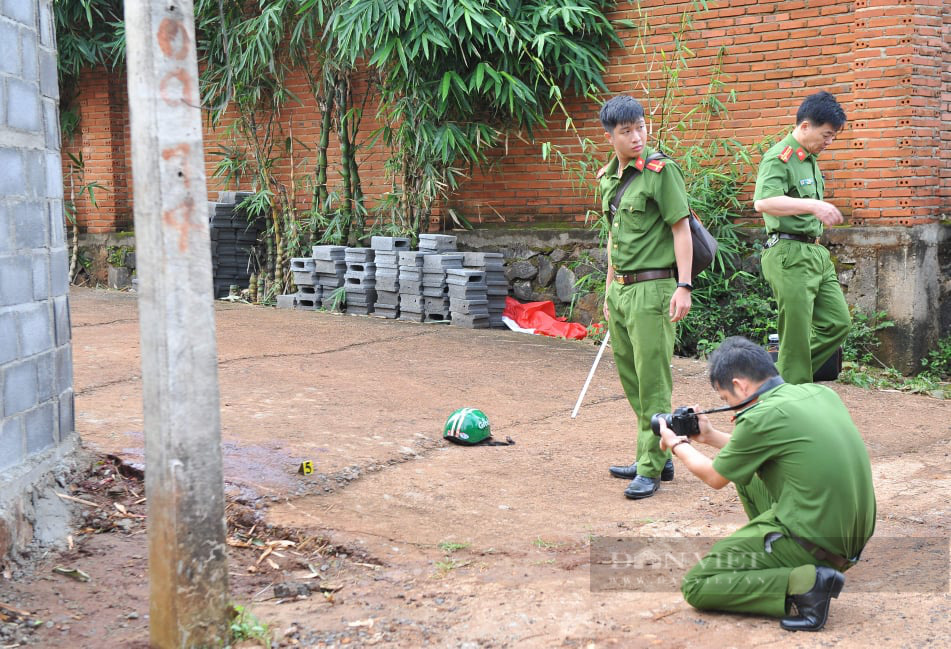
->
xmin=778 ymin=146 xmax=793 ymax=163
xmin=796 ymin=148 xmax=807 ymax=161
xmin=634 ymin=157 xmax=645 ymax=171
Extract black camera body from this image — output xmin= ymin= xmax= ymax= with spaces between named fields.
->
xmin=651 ymin=406 xmax=701 ymax=437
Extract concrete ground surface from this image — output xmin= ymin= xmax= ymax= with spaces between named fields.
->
xmin=2 ymin=286 xmax=949 ymax=648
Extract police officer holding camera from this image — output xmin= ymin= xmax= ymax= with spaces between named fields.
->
xmin=655 ymin=336 xmax=876 ymax=631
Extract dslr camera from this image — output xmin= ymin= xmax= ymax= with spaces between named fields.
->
xmin=650 ymin=406 xmax=701 ymax=437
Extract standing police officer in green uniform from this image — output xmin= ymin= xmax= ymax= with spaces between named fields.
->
xmin=656 ymin=336 xmax=876 ymax=631
xmin=753 ymin=91 xmax=851 ymax=384
xmin=597 ymin=95 xmax=694 ymax=500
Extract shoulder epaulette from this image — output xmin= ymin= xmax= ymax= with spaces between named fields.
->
xmin=778 ymin=146 xmax=793 ymax=163
xmin=646 ymin=159 xmax=667 ymax=173
xmin=596 ymin=164 xmax=609 ymax=179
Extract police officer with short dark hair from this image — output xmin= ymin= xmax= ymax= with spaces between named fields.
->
xmin=753 ymin=91 xmax=851 ymax=384
xmin=597 ymin=95 xmax=694 ymax=500
xmin=655 ymin=336 xmax=876 ymax=631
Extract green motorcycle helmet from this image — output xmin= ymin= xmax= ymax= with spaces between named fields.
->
xmin=443 ymin=407 xmax=491 ymax=445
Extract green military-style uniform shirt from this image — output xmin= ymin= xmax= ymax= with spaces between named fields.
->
xmin=599 ymin=147 xmax=691 ymax=272
xmin=713 ymin=382 xmax=876 ymax=559
xmin=753 ymin=133 xmax=825 ymax=238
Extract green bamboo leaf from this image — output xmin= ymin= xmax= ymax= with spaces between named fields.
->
xmin=474 ymin=61 xmax=485 ymax=89
xmin=439 ymin=71 xmax=452 ymax=101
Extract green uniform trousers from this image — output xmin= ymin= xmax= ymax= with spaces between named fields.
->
xmin=681 ymin=477 xmax=852 ymax=617
xmin=606 ymin=278 xmax=675 ymax=478
xmin=761 ymin=239 xmax=850 ymax=384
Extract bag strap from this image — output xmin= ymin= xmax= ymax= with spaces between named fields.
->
xmin=609 ymin=152 xmax=669 ymax=218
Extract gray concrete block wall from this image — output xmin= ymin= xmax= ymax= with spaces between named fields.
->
xmin=0 ymin=0 xmax=74 ymax=480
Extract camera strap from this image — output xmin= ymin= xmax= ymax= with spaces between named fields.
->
xmin=696 ymin=375 xmax=785 ymax=416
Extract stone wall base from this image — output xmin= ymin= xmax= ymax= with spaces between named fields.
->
xmin=458 ymin=228 xmax=605 ymax=325
xmin=826 ymin=223 xmax=950 ymax=374
xmin=72 ymin=232 xmax=137 ymax=287
xmin=459 ymin=224 xmax=951 ymax=373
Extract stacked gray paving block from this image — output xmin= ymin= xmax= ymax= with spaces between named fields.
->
xmin=288 ymin=257 xmax=320 ymax=310
xmin=397 ymin=251 xmax=427 ymax=322
xmin=464 ymin=251 xmax=508 ymax=327
xmin=370 ymin=236 xmax=410 ymax=319
xmin=312 ymin=245 xmax=346 ymax=310
xmin=422 ymin=253 xmax=463 ymax=323
xmin=208 ymin=191 xmax=265 ymax=298
xmin=296 ymin=284 xmax=320 ymax=310
xmin=344 ymin=247 xmax=376 ymax=315
xmin=447 ymin=269 xmax=490 ymax=328
xmin=418 ymin=233 xmax=458 ymax=253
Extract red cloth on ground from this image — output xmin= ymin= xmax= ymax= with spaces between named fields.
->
xmin=502 ymin=297 xmax=587 ymax=340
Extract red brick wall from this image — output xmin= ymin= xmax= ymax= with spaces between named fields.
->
xmin=63 ymin=0 xmax=949 ymax=233
xmin=938 ymin=0 xmax=951 ymax=217
xmin=64 ymin=66 xmax=133 ymax=233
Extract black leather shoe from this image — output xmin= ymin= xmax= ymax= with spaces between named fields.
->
xmin=780 ymin=566 xmax=845 ymax=632
xmin=609 ymin=459 xmax=674 ymax=481
xmin=623 ymin=475 xmax=660 ymax=499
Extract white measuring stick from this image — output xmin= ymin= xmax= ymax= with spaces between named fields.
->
xmin=571 ymin=330 xmax=610 ymax=419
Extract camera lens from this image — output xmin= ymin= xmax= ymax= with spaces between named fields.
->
xmin=651 ymin=413 xmax=672 ymax=437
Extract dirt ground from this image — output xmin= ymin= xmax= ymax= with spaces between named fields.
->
xmin=1 ymin=286 xmax=949 ymax=649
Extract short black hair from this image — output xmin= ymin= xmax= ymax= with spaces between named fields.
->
xmin=708 ymin=336 xmax=779 ymax=393
xmin=796 ymin=91 xmax=847 ymax=131
xmin=599 ymin=95 xmax=645 ymax=131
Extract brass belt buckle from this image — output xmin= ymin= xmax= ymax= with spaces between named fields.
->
xmin=615 ymin=274 xmax=627 ymax=285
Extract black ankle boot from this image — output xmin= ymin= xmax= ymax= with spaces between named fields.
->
xmin=781 ymin=566 xmax=845 ymax=632
xmin=609 ymin=458 xmax=674 ymax=481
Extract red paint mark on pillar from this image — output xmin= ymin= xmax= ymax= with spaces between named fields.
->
xmin=157 ymin=18 xmax=189 ymax=60
xmin=162 ymin=143 xmax=192 ymax=188
xmin=161 ymin=143 xmax=197 ymax=253
xmin=159 ymin=68 xmax=196 ymax=107
xmin=163 ymin=196 xmax=197 ymax=253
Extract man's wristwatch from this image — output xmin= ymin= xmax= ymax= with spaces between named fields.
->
xmin=676 ymin=282 xmax=693 ymax=291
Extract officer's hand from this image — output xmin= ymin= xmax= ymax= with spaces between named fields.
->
xmin=694 ymin=408 xmax=715 ymax=445
xmin=657 ymin=419 xmax=680 ymax=451
xmin=669 ymin=288 xmax=692 ymax=323
xmin=812 ymin=200 xmax=843 ymax=227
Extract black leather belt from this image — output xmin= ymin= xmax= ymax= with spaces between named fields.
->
xmin=788 ymin=532 xmax=854 ymax=571
xmin=614 ymin=268 xmax=675 ymax=285
xmin=777 ymin=232 xmax=820 ymax=245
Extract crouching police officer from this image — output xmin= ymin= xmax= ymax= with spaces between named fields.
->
xmin=655 ymin=336 xmax=876 ymax=631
